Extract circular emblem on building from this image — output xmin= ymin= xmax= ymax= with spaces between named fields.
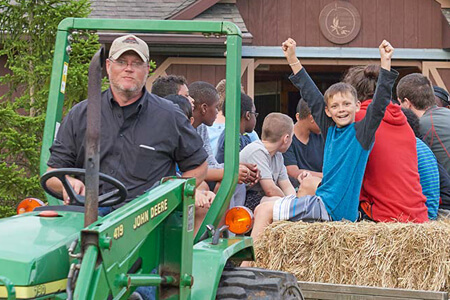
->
xmin=319 ymin=1 xmax=361 ymax=45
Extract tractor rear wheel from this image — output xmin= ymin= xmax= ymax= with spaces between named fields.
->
xmin=216 ymin=267 xmax=304 ymax=300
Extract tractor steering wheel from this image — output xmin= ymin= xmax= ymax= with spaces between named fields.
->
xmin=40 ymin=168 xmax=127 ymax=207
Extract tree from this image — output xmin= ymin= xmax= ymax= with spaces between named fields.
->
xmin=0 ymin=0 xmax=100 ymax=217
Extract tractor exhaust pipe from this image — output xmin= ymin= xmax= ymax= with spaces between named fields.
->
xmin=84 ymin=48 xmax=104 ymax=227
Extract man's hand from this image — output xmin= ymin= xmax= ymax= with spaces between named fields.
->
xmin=46 ymin=168 xmax=86 ymax=205
xmin=194 ymin=189 xmax=215 ymax=208
xmin=379 ymin=40 xmax=394 ymax=71
xmin=62 ymin=177 xmax=85 ymax=205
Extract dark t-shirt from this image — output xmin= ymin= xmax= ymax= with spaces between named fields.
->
xmin=283 ymin=133 xmax=324 ymax=172
xmin=47 ymin=88 xmax=207 ymax=202
xmin=437 ymin=162 xmax=450 ymax=210
xmin=215 ymin=130 xmax=252 ymax=164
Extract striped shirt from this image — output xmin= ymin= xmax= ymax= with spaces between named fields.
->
xmin=416 ymin=138 xmax=440 ymax=220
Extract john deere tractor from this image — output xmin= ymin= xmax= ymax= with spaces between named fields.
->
xmin=0 ymin=19 xmax=302 ymax=299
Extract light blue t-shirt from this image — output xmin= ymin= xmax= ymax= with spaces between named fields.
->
xmin=207 ymin=122 xmax=225 ymax=157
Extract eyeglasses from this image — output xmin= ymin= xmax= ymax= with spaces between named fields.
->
xmin=109 ymin=58 xmax=148 ymax=69
xmin=249 ymin=111 xmax=259 ymax=118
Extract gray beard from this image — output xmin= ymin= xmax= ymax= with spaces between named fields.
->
xmin=111 ymin=79 xmax=146 ymax=101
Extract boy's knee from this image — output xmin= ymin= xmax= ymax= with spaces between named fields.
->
xmin=254 ymin=201 xmax=274 ymax=217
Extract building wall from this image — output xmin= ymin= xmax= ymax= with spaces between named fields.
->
xmin=166 ymin=64 xmax=226 ymax=86
xmin=440 ymin=69 xmax=450 ymax=87
xmin=164 ymin=64 xmax=249 ymax=91
xmin=236 ymin=0 xmax=444 ymax=49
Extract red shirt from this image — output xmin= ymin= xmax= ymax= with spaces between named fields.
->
xmin=356 ymin=100 xmax=428 ymax=223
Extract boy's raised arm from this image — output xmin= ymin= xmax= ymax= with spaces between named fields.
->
xmin=282 ymin=38 xmax=303 ymax=75
xmin=355 ymin=40 xmax=398 ymax=150
xmin=379 ymin=40 xmax=394 ymax=72
xmin=282 ymin=38 xmax=334 ymax=137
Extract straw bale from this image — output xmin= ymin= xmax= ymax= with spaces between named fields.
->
xmin=253 ymin=220 xmax=450 ymax=292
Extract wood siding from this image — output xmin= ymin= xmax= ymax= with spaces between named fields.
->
xmin=236 ymin=0 xmax=444 ymax=48
xmin=166 ymin=64 xmax=225 ymax=87
xmin=165 ymin=64 xmax=248 ymax=91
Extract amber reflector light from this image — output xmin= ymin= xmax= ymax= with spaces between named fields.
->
xmin=16 ymin=198 xmax=45 ymax=214
xmin=225 ymin=206 xmax=254 ymax=235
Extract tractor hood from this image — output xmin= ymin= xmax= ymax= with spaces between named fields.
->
xmin=0 ymin=209 xmax=84 ymax=286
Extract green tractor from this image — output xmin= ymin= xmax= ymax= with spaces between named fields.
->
xmin=0 ymin=19 xmax=302 ymax=300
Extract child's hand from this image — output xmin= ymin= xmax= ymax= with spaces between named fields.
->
xmin=240 ymin=163 xmax=260 ymax=186
xmin=379 ymin=40 xmax=394 ymax=59
xmin=281 ymin=38 xmax=300 ymax=67
xmin=195 ymin=189 xmax=214 ymax=208
xmin=297 ymin=170 xmax=311 ymax=185
xmin=379 ymin=40 xmax=394 ymax=70
xmin=238 ymin=165 xmax=250 ymax=184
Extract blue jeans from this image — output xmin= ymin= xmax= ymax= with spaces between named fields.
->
xmin=98 ymin=206 xmax=112 ymax=217
xmin=135 ymin=286 xmax=156 ymax=300
xmin=134 ymin=268 xmax=157 ymax=300
xmin=99 ymin=208 xmax=156 ymax=300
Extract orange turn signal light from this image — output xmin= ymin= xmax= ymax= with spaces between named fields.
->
xmin=16 ymin=198 xmax=45 ymax=214
xmin=225 ymin=206 xmax=254 ymax=235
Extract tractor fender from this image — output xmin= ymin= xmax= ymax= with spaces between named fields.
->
xmin=191 ymin=236 xmax=254 ymax=299
xmin=0 ymin=276 xmax=16 ymax=300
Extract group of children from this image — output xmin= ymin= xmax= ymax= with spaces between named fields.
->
xmin=152 ymin=38 xmax=450 ymax=243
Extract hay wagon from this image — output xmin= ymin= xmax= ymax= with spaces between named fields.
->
xmin=298 ymin=281 xmax=448 ymax=300
xmin=254 ymin=220 xmax=450 ymax=300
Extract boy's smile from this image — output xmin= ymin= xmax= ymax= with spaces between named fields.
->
xmin=325 ymin=92 xmax=361 ymax=127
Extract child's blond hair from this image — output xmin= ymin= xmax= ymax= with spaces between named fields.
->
xmin=262 ymin=113 xmax=293 ymax=143
xmin=216 ymin=79 xmax=246 ymax=112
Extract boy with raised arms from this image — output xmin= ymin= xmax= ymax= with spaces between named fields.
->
xmin=249 ymin=39 xmax=398 ymax=241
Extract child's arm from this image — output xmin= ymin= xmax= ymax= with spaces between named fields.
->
xmin=240 ymin=147 xmax=285 ymax=197
xmin=278 ymin=178 xmax=296 ymax=196
xmin=379 ymin=40 xmax=393 ymax=71
xmin=260 ymin=179 xmax=288 ymax=197
xmin=282 ymin=38 xmax=334 ymax=137
xmin=355 ymin=40 xmax=398 ymax=150
xmin=281 ymin=38 xmax=303 ymax=75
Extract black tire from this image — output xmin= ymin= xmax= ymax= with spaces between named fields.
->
xmin=216 ymin=267 xmax=304 ymax=300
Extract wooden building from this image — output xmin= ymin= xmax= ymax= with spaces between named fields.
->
xmin=89 ymin=0 xmax=450 ymax=132
xmin=3 ymin=0 xmax=448 ymax=133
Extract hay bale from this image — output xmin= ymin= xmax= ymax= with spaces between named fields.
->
xmin=253 ymin=220 xmax=450 ymax=293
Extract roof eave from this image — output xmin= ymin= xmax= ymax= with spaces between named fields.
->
xmin=242 ymin=46 xmax=450 ymax=61
xmin=97 ymin=32 xmax=252 ymax=45
xmin=168 ymin=0 xmax=221 ymax=20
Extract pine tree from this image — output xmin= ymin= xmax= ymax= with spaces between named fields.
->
xmin=0 ymin=0 xmax=100 ymax=217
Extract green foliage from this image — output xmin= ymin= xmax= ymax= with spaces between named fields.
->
xmin=149 ymin=60 xmax=157 ymax=76
xmin=0 ymin=0 xmax=100 ymax=218
xmin=0 ymin=205 xmax=15 ymax=218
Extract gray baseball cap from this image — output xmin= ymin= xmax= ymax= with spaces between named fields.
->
xmin=109 ymin=34 xmax=149 ymax=62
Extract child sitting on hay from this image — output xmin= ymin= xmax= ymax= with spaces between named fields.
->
xmin=240 ymin=112 xmax=297 ymax=212
xmin=249 ymin=39 xmax=398 ymax=242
